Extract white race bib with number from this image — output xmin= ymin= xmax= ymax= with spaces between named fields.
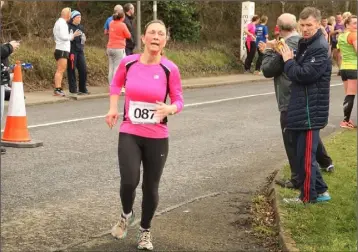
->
xmin=128 ymin=101 xmax=158 ymax=124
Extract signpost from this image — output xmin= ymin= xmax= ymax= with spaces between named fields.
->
xmin=240 ymin=1 xmax=255 ymax=62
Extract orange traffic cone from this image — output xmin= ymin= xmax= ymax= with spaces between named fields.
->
xmin=2 ymin=61 xmax=43 ymax=148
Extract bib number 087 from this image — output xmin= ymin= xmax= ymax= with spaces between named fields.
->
xmin=134 ymin=108 xmax=155 ymax=120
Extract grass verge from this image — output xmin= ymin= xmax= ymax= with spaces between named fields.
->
xmin=9 ymin=39 xmax=242 ymax=92
xmin=277 ymin=130 xmax=357 ymax=252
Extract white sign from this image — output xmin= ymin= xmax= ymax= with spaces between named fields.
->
xmin=240 ymin=1 xmax=255 ymax=62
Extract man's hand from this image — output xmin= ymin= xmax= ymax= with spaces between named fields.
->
xmin=258 ymin=41 xmax=266 ymax=52
xmin=279 ymin=43 xmax=294 ymax=62
xmin=9 ymin=41 xmax=20 ymax=51
xmin=266 ymin=39 xmax=277 ymax=50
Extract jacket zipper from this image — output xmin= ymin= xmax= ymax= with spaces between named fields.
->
xmin=305 ymin=87 xmax=311 ymax=129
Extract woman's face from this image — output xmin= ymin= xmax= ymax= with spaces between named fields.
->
xmin=142 ymin=22 xmax=167 ymax=54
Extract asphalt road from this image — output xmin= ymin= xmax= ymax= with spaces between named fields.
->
xmin=0 ymin=77 xmax=353 ymax=251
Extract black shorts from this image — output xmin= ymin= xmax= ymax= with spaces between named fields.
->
xmin=341 ymin=70 xmax=357 ymax=81
xmin=54 ymin=49 xmax=69 ymax=61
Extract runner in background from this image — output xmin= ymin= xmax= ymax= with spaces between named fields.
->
xmin=337 ymin=15 xmax=357 ymax=129
xmin=243 ymin=15 xmax=260 ymax=73
xmin=254 ymin=15 xmax=268 ymax=75
xmin=106 ymin=20 xmax=184 ymax=251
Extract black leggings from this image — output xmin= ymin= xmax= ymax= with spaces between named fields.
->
xmin=244 ymin=41 xmax=257 ymax=71
xmin=118 ymin=133 xmax=169 ymax=229
xmin=343 ymin=95 xmax=355 ymax=122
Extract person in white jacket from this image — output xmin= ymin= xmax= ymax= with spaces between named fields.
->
xmin=53 ymin=7 xmax=81 ymax=96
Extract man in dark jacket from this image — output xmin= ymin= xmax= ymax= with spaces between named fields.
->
xmin=67 ymin=10 xmax=89 ymax=95
xmin=260 ymin=13 xmax=334 ymax=190
xmin=123 ymin=3 xmax=136 ymax=55
xmin=279 ymin=7 xmax=331 ymax=203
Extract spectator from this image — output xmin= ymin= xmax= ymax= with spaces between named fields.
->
xmin=104 ymin=4 xmax=123 ymax=35
xmin=260 ymin=13 xmax=334 ymax=189
xmin=243 ymin=15 xmax=260 ymax=73
xmin=123 ymin=3 xmax=136 ymax=55
xmin=254 ymin=15 xmax=268 ymax=74
xmin=107 ymin=10 xmax=131 ymax=85
xmin=67 ymin=10 xmax=89 ymax=95
xmin=331 ymin=12 xmax=345 ymax=75
xmin=279 ymin=7 xmax=332 ymax=203
xmin=53 ymin=7 xmax=81 ymax=96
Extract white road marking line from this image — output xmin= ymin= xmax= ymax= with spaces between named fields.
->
xmin=1 ymin=83 xmax=343 ymax=132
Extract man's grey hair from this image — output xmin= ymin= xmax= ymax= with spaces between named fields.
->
xmin=299 ymin=7 xmax=322 ymax=22
xmin=114 ymin=4 xmax=123 ymax=13
xmin=277 ymin=13 xmax=297 ymax=32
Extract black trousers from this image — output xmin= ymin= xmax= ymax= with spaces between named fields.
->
xmin=244 ymin=41 xmax=257 ymax=71
xmin=255 ymin=48 xmax=264 ymax=71
xmin=67 ymin=51 xmax=87 ymax=93
xmin=280 ymin=111 xmax=332 ymax=188
xmin=118 ymin=133 xmax=169 ymax=229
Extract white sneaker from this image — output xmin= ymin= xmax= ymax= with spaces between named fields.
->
xmin=138 ymin=230 xmax=154 ymax=250
xmin=111 ymin=211 xmax=135 ymax=239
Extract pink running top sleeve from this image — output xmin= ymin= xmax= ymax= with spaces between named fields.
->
xmin=110 ymin=54 xmax=184 ymax=139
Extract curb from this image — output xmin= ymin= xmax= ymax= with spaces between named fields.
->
xmin=269 ymin=170 xmax=300 ymax=252
xmin=17 ymin=78 xmax=272 ymax=107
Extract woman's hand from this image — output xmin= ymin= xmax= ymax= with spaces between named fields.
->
xmin=105 ymin=108 xmax=119 ymax=129
xmin=154 ymin=102 xmax=175 ymax=122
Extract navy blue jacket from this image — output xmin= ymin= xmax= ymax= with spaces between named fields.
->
xmin=284 ymin=28 xmax=331 ymax=130
xmin=68 ymin=22 xmax=85 ymax=53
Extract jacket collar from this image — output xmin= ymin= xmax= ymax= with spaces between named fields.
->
xmin=300 ymin=28 xmax=323 ymax=45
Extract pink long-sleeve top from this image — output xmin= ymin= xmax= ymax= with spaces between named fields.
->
xmin=110 ymin=54 xmax=184 ymax=139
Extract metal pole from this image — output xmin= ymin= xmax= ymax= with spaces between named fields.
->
xmin=153 ymin=1 xmax=157 ymax=20
xmin=136 ymin=1 xmax=141 ymax=51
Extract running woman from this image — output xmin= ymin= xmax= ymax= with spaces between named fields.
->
xmin=105 ymin=20 xmax=184 ymax=250
xmin=337 ymin=15 xmax=357 ymax=129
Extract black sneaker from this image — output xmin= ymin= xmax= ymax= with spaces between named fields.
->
xmin=1 ymin=146 xmax=6 ymax=154
xmin=275 ymin=179 xmax=297 ymax=189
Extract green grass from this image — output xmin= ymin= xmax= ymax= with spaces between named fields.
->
xmin=277 ymin=130 xmax=357 ymax=252
xmin=9 ymin=39 xmax=241 ymax=91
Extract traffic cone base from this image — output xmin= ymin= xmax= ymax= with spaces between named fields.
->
xmin=2 ymin=116 xmax=30 ymax=142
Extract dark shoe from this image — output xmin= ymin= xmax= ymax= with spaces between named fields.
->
xmin=275 ymin=179 xmax=297 ymax=189
xmin=1 ymin=146 xmax=6 ymax=154
xmin=77 ymin=91 xmax=90 ymax=95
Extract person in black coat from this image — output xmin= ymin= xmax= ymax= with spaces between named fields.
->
xmin=67 ymin=10 xmax=89 ymax=95
xmin=279 ymin=7 xmax=332 ymax=204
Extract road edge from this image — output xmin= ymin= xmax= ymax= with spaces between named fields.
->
xmin=269 ymin=170 xmax=300 ymax=252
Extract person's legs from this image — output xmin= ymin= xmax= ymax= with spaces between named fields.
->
xmin=276 ymin=111 xmax=299 ymax=188
xmin=76 ymin=52 xmax=88 ymax=93
xmin=255 ymin=48 xmax=264 ymax=72
xmin=54 ymin=50 xmax=68 ymax=96
xmin=244 ymin=42 xmax=256 ymax=72
xmin=138 ymin=137 xmax=168 ymax=250
xmin=340 ymin=70 xmax=357 ymax=128
xmin=67 ymin=53 xmax=77 ymax=94
xmin=111 ymin=133 xmax=142 ymax=239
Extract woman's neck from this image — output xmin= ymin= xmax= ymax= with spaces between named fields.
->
xmin=140 ymin=51 xmax=161 ymax=65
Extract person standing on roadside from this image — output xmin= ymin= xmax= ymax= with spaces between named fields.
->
xmin=260 ymin=13 xmax=334 ymax=190
xmin=123 ymin=3 xmax=136 ymax=55
xmin=243 ymin=15 xmax=260 ymax=73
xmin=53 ymin=7 xmax=81 ymax=97
xmin=254 ymin=15 xmax=268 ymax=74
xmin=106 ymin=20 xmax=184 ymax=251
xmin=67 ymin=10 xmax=89 ymax=95
xmin=104 ymin=4 xmax=123 ymax=35
xmin=279 ymin=7 xmax=331 ymax=204
xmin=107 ymin=9 xmax=131 ymax=86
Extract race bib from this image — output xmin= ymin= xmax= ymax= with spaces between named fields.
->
xmin=128 ymin=101 xmax=158 ymax=124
